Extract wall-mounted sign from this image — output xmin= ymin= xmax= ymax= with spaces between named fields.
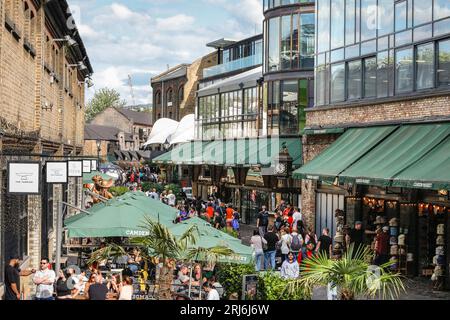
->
xmin=83 ymin=160 xmax=92 ymax=173
xmin=68 ymin=161 xmax=83 ymax=177
xmin=46 ymin=161 xmax=68 ymax=184
xmin=91 ymin=160 xmax=98 ymax=171
xmin=8 ymin=162 xmax=41 ymax=194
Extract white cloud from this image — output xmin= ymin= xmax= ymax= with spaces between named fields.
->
xmin=110 ymin=3 xmax=135 ymax=20
xmin=69 ymin=0 xmax=262 ymax=106
xmin=156 ymin=14 xmax=195 ymax=31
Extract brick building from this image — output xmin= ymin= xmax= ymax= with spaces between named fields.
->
xmin=0 ymin=0 xmax=92 ymax=298
xmin=89 ymin=107 xmax=152 ymax=146
xmin=294 ymin=0 xmax=450 ymax=288
xmin=151 ymin=52 xmax=218 ymax=123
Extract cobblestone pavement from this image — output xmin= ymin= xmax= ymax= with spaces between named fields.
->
xmin=238 ymin=224 xmax=450 ymax=300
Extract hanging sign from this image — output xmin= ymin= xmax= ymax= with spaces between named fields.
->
xmin=8 ymin=162 xmax=41 ymax=194
xmin=91 ymin=160 xmax=98 ymax=171
xmin=46 ymin=161 xmax=68 ymax=184
xmin=83 ymin=160 xmax=92 ymax=173
xmin=68 ymin=161 xmax=83 ymax=177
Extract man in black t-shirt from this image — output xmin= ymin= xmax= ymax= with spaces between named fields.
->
xmin=214 ymin=211 xmax=224 ymax=229
xmin=316 ymin=228 xmax=333 ymax=258
xmin=346 ymin=221 xmax=365 ymax=254
xmin=257 ymin=206 xmax=269 ymax=237
xmin=4 ymin=256 xmax=35 ymax=300
xmin=87 ymin=275 xmax=109 ymax=300
xmin=263 ymin=226 xmax=279 ymax=271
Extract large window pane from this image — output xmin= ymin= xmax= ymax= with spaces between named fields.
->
xmin=438 ymin=39 xmax=450 ymax=87
xmin=317 ymin=0 xmax=330 ymax=53
xmin=378 ymin=0 xmax=394 ymax=36
xmin=414 ymin=0 xmax=432 ymax=26
xmin=395 ymin=1 xmax=407 ymax=32
xmin=281 ymin=80 xmax=299 ymax=134
xmin=315 ymin=54 xmax=327 ymax=106
xmin=434 ymin=0 xmax=450 ymax=20
xmin=292 ymin=14 xmax=299 ymax=68
xmin=269 ymin=17 xmax=280 ymax=72
xmin=361 ymin=0 xmax=377 ymax=41
xmin=395 ymin=47 xmax=414 ymax=93
xmin=347 ymin=60 xmax=362 ymax=100
xmin=331 ymin=63 xmax=346 ymax=102
xmin=345 ymin=0 xmax=356 ymax=45
xmin=331 ymin=0 xmax=345 ymax=49
xmin=416 ymin=43 xmax=435 ymax=90
xmin=364 ymin=57 xmax=377 ymax=97
xmin=300 ymin=13 xmax=315 ymax=68
xmin=281 ymin=15 xmax=292 ymax=70
xmin=377 ymin=51 xmax=389 ymax=98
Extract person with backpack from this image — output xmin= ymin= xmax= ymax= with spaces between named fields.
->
xmin=232 ymin=209 xmax=241 ymax=236
xmin=257 ymin=206 xmax=269 ymax=237
xmin=290 ymin=228 xmax=304 ymax=263
xmin=279 ymin=229 xmax=293 ymax=262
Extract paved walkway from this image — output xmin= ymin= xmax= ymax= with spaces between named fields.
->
xmin=239 ymin=224 xmax=450 ymax=300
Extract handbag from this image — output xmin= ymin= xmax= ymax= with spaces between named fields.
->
xmin=260 ymin=236 xmax=268 ymax=251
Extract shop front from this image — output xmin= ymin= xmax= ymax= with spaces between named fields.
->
xmin=294 ymin=122 xmax=450 ymax=289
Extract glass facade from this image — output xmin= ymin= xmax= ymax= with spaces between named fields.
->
xmin=316 ymin=0 xmax=450 ymax=106
xmin=196 ymin=87 xmax=259 ymax=140
xmin=267 ymin=79 xmax=314 ymax=135
xmin=265 ymin=12 xmax=315 ymax=72
xmin=264 ymin=0 xmax=315 ymax=12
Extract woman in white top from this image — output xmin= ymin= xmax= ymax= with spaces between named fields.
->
xmin=250 ymin=229 xmax=267 ymax=272
xmin=279 ymin=229 xmax=293 ymax=262
xmin=118 ymin=276 xmax=134 ymax=300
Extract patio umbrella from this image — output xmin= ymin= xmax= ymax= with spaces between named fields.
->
xmin=65 ymin=192 xmax=177 ymax=238
xmin=83 ymin=171 xmax=118 ymax=184
xmin=168 ymin=218 xmax=252 ymax=265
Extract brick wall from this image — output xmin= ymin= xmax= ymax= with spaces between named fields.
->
xmin=182 ymin=52 xmax=218 ymax=118
xmin=306 ymin=94 xmax=450 ymax=128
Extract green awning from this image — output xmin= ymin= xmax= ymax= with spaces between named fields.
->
xmin=293 ymin=126 xmax=397 ymax=182
xmin=303 ymin=128 xmax=345 ymax=135
xmin=391 ymin=137 xmax=450 ymax=190
xmin=153 ymin=137 xmax=302 ymax=168
xmin=339 ymin=123 xmax=450 ymax=186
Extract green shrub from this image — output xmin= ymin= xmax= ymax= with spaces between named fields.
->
xmin=223 ymin=228 xmax=239 ymax=239
xmin=216 ymin=263 xmax=256 ymax=298
xmin=141 ymin=182 xmax=164 ymax=193
xmin=109 ymin=186 xmax=130 ymax=197
xmin=258 ymin=272 xmax=311 ymax=300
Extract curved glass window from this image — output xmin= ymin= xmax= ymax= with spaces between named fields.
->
xmin=266 ymin=13 xmax=315 ymax=72
xmin=264 ymin=0 xmax=315 ymax=12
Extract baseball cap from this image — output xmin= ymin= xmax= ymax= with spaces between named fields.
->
xmin=355 ymin=221 xmax=362 ymax=225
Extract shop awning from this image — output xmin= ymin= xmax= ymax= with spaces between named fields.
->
xmin=153 ymin=137 xmax=302 ymax=168
xmin=292 ymin=126 xmax=397 ymax=182
xmin=391 ymin=136 xmax=450 ymax=190
xmin=114 ymin=150 xmax=123 ymax=161
xmin=339 ymin=123 xmax=450 ymax=186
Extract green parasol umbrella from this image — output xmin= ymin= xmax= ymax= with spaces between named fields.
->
xmin=168 ymin=218 xmax=253 ymax=265
xmin=65 ymin=192 xmax=177 ymax=238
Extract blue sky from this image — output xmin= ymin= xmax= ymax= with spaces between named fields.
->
xmin=67 ymin=0 xmax=263 ymax=105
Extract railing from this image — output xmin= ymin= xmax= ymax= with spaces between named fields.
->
xmin=203 ymin=54 xmax=262 ymax=78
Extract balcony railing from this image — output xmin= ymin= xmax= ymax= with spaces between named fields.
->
xmin=203 ymin=54 xmax=262 ymax=78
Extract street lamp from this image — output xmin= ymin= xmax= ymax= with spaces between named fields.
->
xmin=96 ymin=139 xmax=102 ymax=167
xmin=163 ymin=139 xmax=171 ymax=151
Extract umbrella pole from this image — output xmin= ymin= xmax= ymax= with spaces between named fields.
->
xmin=188 ymin=261 xmax=193 ymax=299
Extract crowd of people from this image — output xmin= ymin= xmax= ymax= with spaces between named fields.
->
xmin=250 ymin=201 xmax=334 ymax=279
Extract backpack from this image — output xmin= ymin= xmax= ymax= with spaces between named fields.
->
xmin=232 ymin=219 xmax=240 ymax=230
xmin=291 ymin=234 xmax=302 ymax=251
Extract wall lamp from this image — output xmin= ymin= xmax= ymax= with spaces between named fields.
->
xmin=53 ymin=35 xmax=78 ymax=47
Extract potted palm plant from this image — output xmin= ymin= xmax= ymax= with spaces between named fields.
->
xmin=285 ymin=244 xmax=406 ymax=300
